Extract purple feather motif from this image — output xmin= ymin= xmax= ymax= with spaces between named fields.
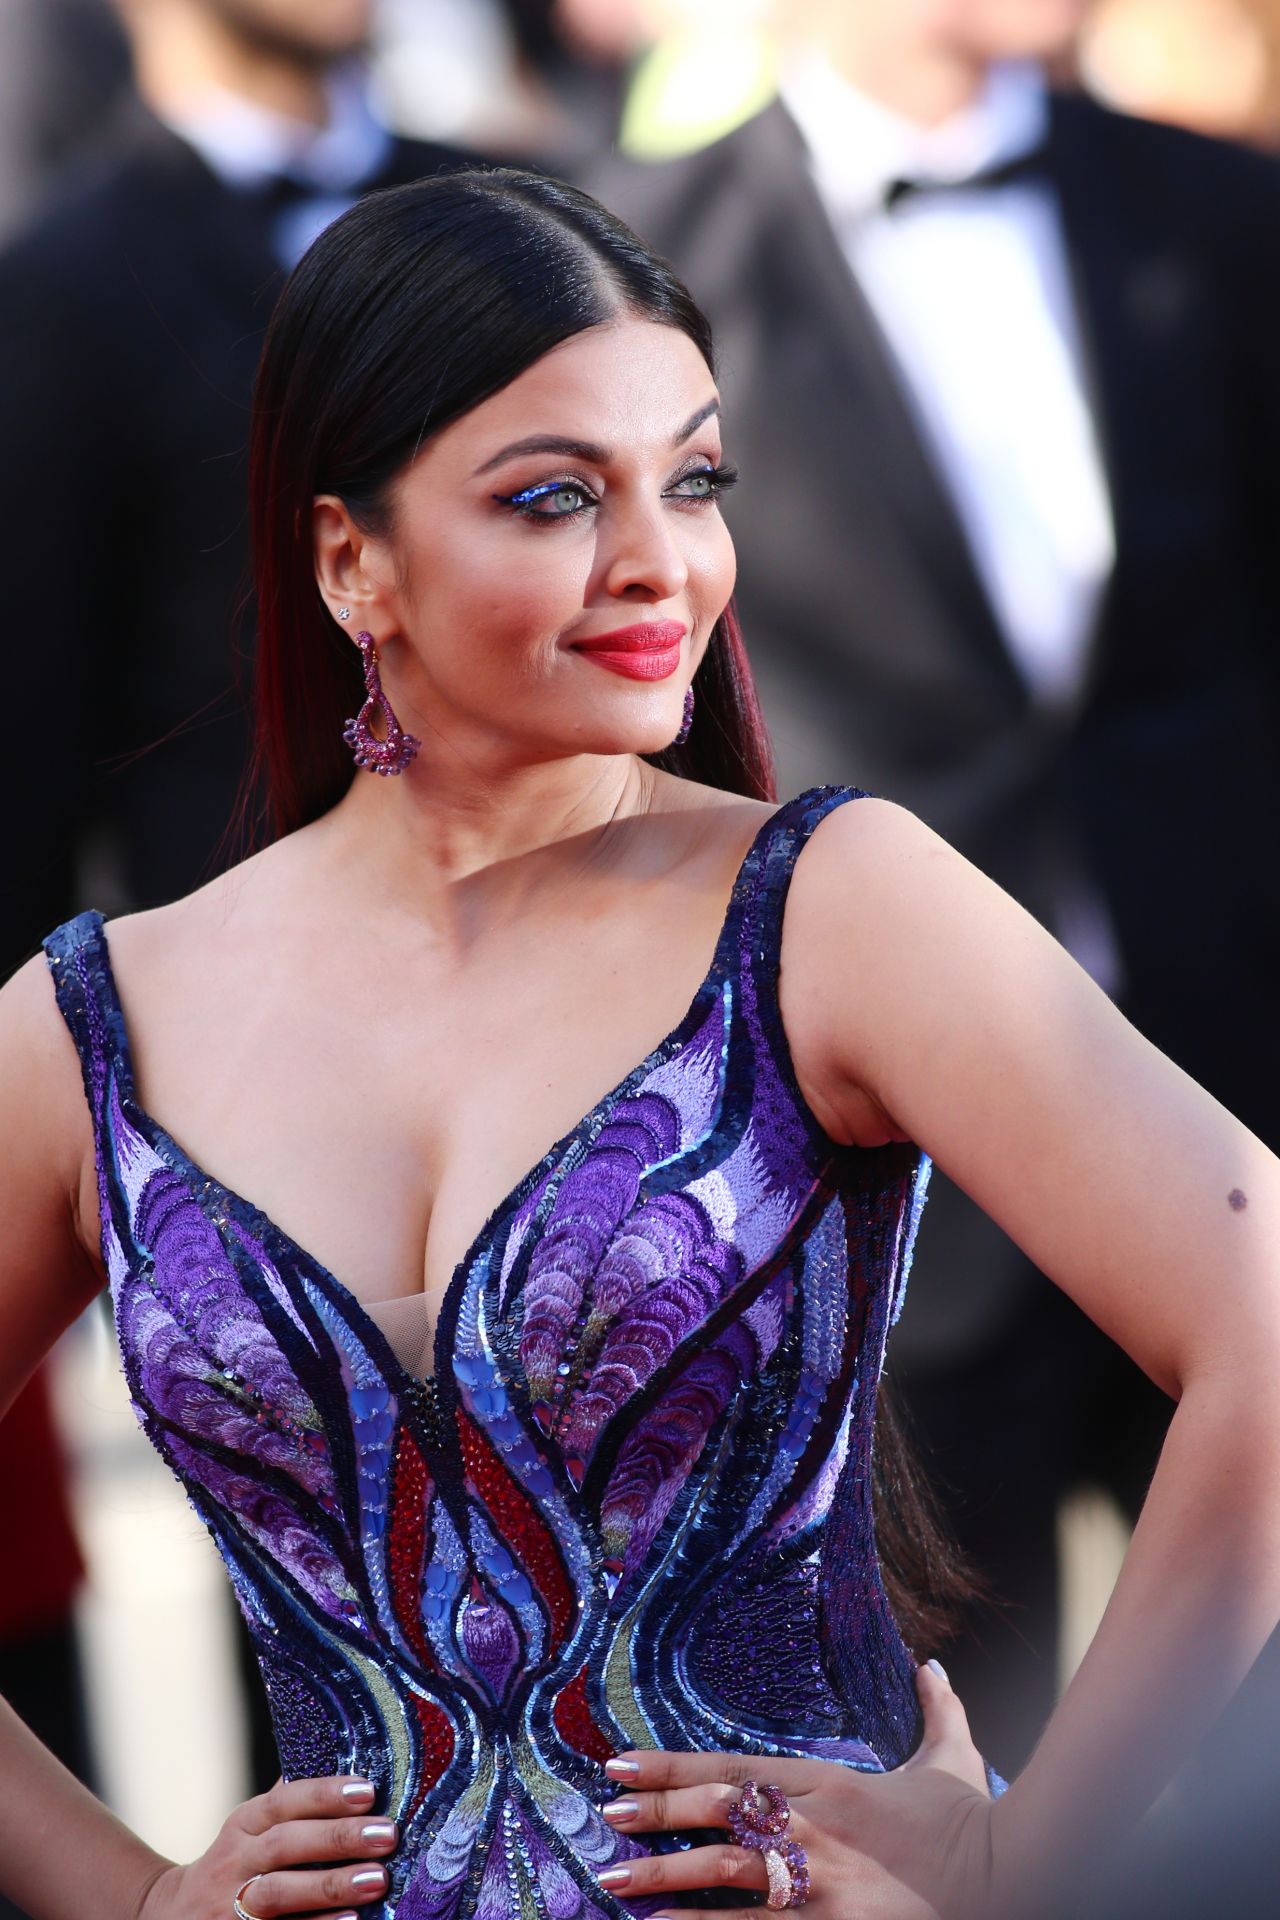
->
xmin=40 ymin=787 xmax=944 ymax=1920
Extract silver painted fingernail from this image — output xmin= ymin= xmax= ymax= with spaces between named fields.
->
xmin=341 ymin=1779 xmax=375 ymax=1802
xmin=604 ymin=1758 xmax=640 ymax=1777
xmin=362 ymin=1821 xmax=396 ymax=1844
xmin=352 ymin=1868 xmax=388 ymax=1889
xmin=602 ymin=1799 xmax=639 ymax=1823
xmin=598 ymin=1866 xmax=632 ymax=1887
xmin=926 ymin=1657 xmax=949 ymax=1682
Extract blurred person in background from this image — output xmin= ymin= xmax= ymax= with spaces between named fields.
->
xmin=587 ymin=0 xmax=1280 ymax=1776
xmin=1079 ymin=0 xmax=1280 ymax=147
xmin=0 ymin=0 xmax=485 ymax=1806
xmin=0 ymin=0 xmax=480 ymax=987
xmin=0 ymin=0 xmax=132 ymax=242
xmin=382 ymin=0 xmax=642 ymax=160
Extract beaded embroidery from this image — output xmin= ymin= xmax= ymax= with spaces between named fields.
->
xmin=44 ymin=787 xmax=931 ymax=1920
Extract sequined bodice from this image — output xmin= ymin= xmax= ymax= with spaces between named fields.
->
xmin=45 ymin=787 xmax=931 ymax=1920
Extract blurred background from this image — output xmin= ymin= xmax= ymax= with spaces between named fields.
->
xmin=2 ymin=3 xmax=1279 ymax=1916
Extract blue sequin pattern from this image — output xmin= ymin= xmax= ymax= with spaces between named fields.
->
xmin=44 ymin=787 xmax=932 ymax=1920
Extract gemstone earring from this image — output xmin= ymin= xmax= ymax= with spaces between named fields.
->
xmin=674 ymin=686 xmax=695 ymax=745
xmin=342 ymin=630 xmax=421 ymax=776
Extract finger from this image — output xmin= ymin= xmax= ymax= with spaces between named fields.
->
xmin=234 ymin=1862 xmax=389 ymax=1914
xmin=911 ymin=1660 xmax=988 ymax=1791
xmin=239 ymin=1776 xmax=377 ymax=1836
xmin=603 ymin=1750 xmax=815 ymax=1794
xmin=255 ymin=1814 xmax=398 ymax=1872
xmin=596 ymin=1841 xmax=767 ymax=1900
xmin=602 ymin=1781 xmax=741 ymax=1833
xmin=647 ymin=1911 xmax=759 ymax=1920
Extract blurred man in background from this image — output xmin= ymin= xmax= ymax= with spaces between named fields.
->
xmin=0 ymin=0 xmax=132 ymax=242
xmin=0 ymin=0 xmax=479 ymax=983
xmin=589 ymin=0 xmax=1280 ymax=1774
xmin=0 ymin=1 xmax=486 ymax=1818
xmin=1081 ymin=0 xmax=1280 ymax=146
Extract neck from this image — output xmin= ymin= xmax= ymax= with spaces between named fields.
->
xmin=127 ymin=0 xmax=331 ymax=127
xmin=317 ymin=750 xmax=660 ymax=947
xmin=816 ymin=15 xmax=990 ymax=127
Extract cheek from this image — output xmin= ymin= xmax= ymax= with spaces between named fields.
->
xmin=690 ymin=515 xmax=738 ymax=619
xmin=407 ymin=525 xmax=591 ymax=660
xmin=468 ymin=539 xmax=596 ymax=670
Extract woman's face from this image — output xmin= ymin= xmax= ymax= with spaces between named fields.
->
xmin=321 ymin=316 xmax=737 ymax=771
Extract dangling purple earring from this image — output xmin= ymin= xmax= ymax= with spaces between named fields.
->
xmin=343 ymin=630 xmax=421 ymax=776
xmin=674 ymin=686 xmax=695 ymax=746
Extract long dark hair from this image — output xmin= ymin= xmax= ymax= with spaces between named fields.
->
xmin=246 ymin=166 xmax=971 ymax=1649
xmin=247 ymin=167 xmax=773 ymax=837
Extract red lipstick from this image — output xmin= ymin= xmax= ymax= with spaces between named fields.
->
xmin=571 ymin=619 xmax=687 ymax=681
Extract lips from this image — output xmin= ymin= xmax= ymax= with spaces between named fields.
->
xmin=572 ymin=620 xmax=687 ymax=681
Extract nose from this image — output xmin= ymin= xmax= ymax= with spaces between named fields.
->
xmin=599 ymin=495 xmax=689 ymax=603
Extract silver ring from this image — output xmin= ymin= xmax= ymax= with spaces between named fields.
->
xmin=763 ymin=1847 xmax=793 ymax=1911
xmin=233 ymin=1875 xmax=266 ymax=1920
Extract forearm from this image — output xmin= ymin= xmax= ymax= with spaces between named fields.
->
xmin=989 ymin=1366 xmax=1280 ymax=1910
xmin=0 ymin=1695 xmax=170 ymax=1920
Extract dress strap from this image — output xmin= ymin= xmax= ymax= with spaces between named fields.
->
xmin=42 ymin=910 xmax=132 ymax=1130
xmin=727 ymin=785 xmax=867 ymax=1147
xmin=738 ymin=785 xmax=866 ymax=973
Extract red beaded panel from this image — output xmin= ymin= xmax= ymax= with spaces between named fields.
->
xmin=408 ymin=1691 xmax=456 ymax=1810
xmin=456 ymin=1408 xmax=574 ymax=1646
xmin=388 ymin=1428 xmax=435 ymax=1671
xmin=551 ymin=1661 xmax=616 ymax=1764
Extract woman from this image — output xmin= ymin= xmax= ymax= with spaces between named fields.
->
xmin=1 ymin=169 xmax=1277 ymax=1920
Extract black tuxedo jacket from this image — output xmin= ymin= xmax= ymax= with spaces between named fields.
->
xmin=0 ymin=100 xmax=477 ymax=974
xmin=586 ymin=94 xmax=1280 ymax=1352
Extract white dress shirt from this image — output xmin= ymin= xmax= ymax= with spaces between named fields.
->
xmin=778 ymin=54 xmax=1116 ymax=713
xmin=161 ymin=67 xmax=393 ymax=267
xmin=778 ymin=55 xmax=1123 ymax=992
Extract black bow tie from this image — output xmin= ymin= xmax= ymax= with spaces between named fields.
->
xmin=247 ymin=170 xmax=323 ymax=217
xmin=882 ymin=144 xmax=1049 ymax=212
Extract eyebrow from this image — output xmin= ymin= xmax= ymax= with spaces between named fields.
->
xmin=473 ymin=398 xmax=721 ymax=478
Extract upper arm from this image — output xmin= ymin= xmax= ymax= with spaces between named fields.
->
xmin=0 ymin=955 xmax=105 ymax=1416
xmin=782 ymin=799 xmax=1280 ymax=1398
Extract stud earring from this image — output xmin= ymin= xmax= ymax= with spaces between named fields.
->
xmin=337 ymin=607 xmax=351 ymax=621
xmin=674 ymin=686 xmax=695 ymax=746
xmin=342 ymin=630 xmax=421 ymax=776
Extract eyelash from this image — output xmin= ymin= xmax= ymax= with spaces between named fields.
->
xmin=494 ymin=462 xmax=740 ymax=525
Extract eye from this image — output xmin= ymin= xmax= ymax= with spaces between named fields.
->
xmin=666 ymin=462 xmax=740 ymax=503
xmin=496 ymin=479 xmax=598 ymax=521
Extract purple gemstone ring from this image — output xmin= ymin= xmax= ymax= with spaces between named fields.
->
xmin=726 ymin=1781 xmax=811 ymax=1908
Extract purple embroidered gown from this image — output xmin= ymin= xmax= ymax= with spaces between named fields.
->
xmin=44 ymin=787 xmax=933 ymax=1919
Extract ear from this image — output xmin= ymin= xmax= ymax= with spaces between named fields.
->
xmin=313 ymin=493 xmax=394 ymax=632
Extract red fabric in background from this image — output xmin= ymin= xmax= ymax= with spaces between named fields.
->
xmin=0 ymin=1362 xmax=85 ymax=1638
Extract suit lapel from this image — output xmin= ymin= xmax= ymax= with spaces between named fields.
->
xmin=740 ymin=104 xmax=1024 ymax=694
xmin=1047 ymin=92 xmax=1206 ymax=704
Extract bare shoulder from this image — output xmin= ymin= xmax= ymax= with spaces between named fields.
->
xmin=785 ymin=791 xmax=1025 ymax=970
xmin=94 ymin=835 xmax=296 ymax=998
xmin=792 ymin=792 xmax=959 ymax=896
xmin=780 ymin=795 xmax=1073 ymax=1144
xmin=782 ymin=794 xmax=972 ymax=987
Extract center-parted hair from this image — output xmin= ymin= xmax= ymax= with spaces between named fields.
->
xmin=247 ymin=165 xmax=774 ymax=837
xmin=246 ymin=164 xmax=972 ymax=1648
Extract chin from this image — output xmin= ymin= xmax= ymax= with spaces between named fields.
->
xmin=569 ymin=718 xmax=681 ymax=761
xmin=965 ymin=0 xmax=1089 ymax=61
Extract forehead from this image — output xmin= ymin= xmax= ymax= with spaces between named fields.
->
xmin=430 ymin=318 xmax=719 ymax=468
